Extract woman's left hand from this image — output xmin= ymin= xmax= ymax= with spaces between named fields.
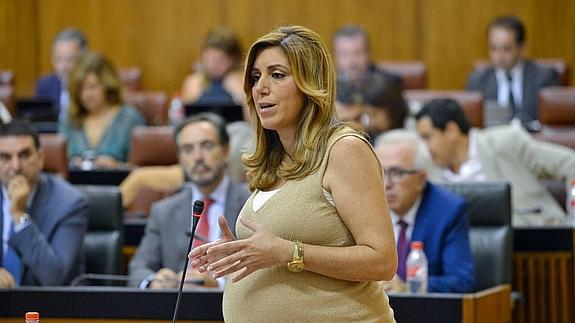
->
xmin=94 ymin=155 xmax=119 ymax=169
xmin=205 ymin=216 xmax=292 ymax=282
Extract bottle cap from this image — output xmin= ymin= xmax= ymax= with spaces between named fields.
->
xmin=25 ymin=312 xmax=40 ymax=319
xmin=411 ymin=241 xmax=424 ymax=249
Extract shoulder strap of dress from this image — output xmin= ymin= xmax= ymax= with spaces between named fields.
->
xmin=319 ymin=127 xmax=382 ymax=178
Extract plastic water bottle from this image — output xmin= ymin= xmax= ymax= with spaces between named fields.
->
xmin=406 ymin=241 xmax=428 ymax=294
xmin=567 ymin=179 xmax=575 ymax=220
xmin=168 ymin=97 xmax=184 ymax=125
xmin=25 ymin=311 xmax=39 ymax=322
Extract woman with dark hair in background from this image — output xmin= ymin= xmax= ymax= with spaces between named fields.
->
xmin=181 ymin=26 xmax=244 ymax=106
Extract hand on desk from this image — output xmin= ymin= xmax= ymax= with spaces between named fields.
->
xmin=0 ymin=268 xmax=16 ymax=288
xmin=383 ymin=274 xmax=407 ymax=293
xmin=149 ymin=267 xmax=217 ymax=289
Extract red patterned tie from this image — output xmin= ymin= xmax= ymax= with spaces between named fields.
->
xmin=396 ymin=220 xmax=409 ymax=281
xmin=192 ymin=197 xmax=213 ymax=249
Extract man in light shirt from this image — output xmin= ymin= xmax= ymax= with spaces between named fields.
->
xmin=375 ymin=130 xmax=474 ymax=293
xmin=128 ymin=113 xmax=250 ymax=289
xmin=415 ymin=98 xmax=575 ymax=225
xmin=466 ymin=15 xmax=559 ymax=125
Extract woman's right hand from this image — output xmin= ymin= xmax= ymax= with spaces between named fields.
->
xmin=189 ymin=216 xmax=236 ymax=273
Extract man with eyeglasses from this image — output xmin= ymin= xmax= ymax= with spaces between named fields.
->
xmin=374 ymin=130 xmax=475 ymax=293
xmin=129 ymin=113 xmax=250 ymax=289
xmin=0 ymin=121 xmax=88 ymax=287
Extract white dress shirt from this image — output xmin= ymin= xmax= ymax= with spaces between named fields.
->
xmin=495 ymin=61 xmax=524 ymax=109
xmin=443 ymin=131 xmax=487 ymax=182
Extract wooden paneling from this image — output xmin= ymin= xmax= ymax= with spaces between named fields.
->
xmin=37 ymin=0 xmax=224 ymax=96
xmin=513 ymin=252 xmax=574 ymax=323
xmin=0 ymin=0 xmax=38 ymax=96
xmin=2 ymin=0 xmax=575 ymax=97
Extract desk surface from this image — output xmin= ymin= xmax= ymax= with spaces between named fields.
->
xmin=69 ymin=169 xmax=130 ymax=186
xmin=1 ymin=285 xmax=510 ymax=323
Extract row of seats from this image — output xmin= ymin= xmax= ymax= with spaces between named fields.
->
xmin=0 ymin=67 xmax=168 ymax=126
xmin=40 ymin=127 xmax=177 ymax=177
xmin=77 ymin=180 xmax=512 ymax=293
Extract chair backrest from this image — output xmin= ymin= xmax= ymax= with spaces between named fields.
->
xmin=377 ymin=60 xmax=427 ymax=89
xmin=538 ymin=87 xmax=575 ymax=126
xmin=118 ymin=66 xmax=142 ymax=92
xmin=474 ymin=58 xmax=569 ymax=86
xmin=438 ymin=181 xmax=512 ymax=291
xmin=40 ymin=133 xmax=68 ymax=178
xmin=123 ymin=91 xmax=169 ymax=126
xmin=76 ymin=185 xmax=124 ymax=275
xmin=128 ymin=126 xmax=178 ymax=167
xmin=405 ymin=90 xmax=484 ymax=127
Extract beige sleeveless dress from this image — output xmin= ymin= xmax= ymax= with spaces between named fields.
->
xmin=223 ymin=128 xmax=396 ymax=322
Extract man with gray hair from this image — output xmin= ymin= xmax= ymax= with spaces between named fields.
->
xmin=374 ymin=130 xmax=475 ymax=293
xmin=35 ymin=28 xmax=88 ymax=121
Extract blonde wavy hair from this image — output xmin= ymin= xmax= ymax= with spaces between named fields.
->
xmin=68 ymin=51 xmax=122 ymax=127
xmin=242 ymin=26 xmax=350 ymax=191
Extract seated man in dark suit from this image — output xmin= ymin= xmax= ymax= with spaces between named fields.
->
xmin=35 ymin=28 xmax=88 ymax=121
xmin=128 ymin=113 xmax=251 ymax=289
xmin=466 ymin=15 xmax=559 ymax=125
xmin=0 ymin=121 xmax=89 ymax=287
xmin=374 ymin=129 xmax=475 ymax=293
xmin=333 ymin=25 xmax=402 ymax=91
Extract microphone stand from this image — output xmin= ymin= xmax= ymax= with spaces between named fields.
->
xmin=172 ymin=200 xmax=204 ymax=323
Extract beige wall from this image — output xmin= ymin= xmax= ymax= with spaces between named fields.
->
xmin=1 ymin=0 xmax=574 ymax=97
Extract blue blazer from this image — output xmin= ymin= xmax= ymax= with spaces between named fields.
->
xmin=0 ymin=173 xmax=89 ymax=286
xmin=411 ymin=182 xmax=475 ymax=293
xmin=35 ymin=74 xmax=63 ymax=112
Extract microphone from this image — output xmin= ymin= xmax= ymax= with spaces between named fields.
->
xmin=172 ymin=200 xmax=204 ymax=323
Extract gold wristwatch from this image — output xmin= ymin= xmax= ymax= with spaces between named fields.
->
xmin=287 ymin=241 xmax=305 ymax=272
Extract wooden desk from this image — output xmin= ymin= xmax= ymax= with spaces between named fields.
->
xmin=513 ymin=226 xmax=575 ymax=323
xmin=1 ymin=285 xmax=510 ymax=323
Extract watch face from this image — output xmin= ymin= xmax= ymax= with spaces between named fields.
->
xmin=288 ymin=261 xmax=304 ymax=272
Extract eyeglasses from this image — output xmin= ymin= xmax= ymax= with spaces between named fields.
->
xmin=383 ymin=166 xmax=419 ymax=182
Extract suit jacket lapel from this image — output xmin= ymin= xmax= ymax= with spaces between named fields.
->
xmin=473 ymin=128 xmax=501 ymax=179
xmin=0 ymin=192 xmax=3 ymax=265
xmin=29 ymin=174 xmax=48 ymax=229
xmin=522 ymin=61 xmax=537 ymax=118
xmin=175 ymin=188 xmax=193 ymax=255
xmin=411 ymin=183 xmax=431 ymax=244
xmin=223 ymin=183 xmax=243 ymax=235
xmin=486 ymin=69 xmax=498 ymax=101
